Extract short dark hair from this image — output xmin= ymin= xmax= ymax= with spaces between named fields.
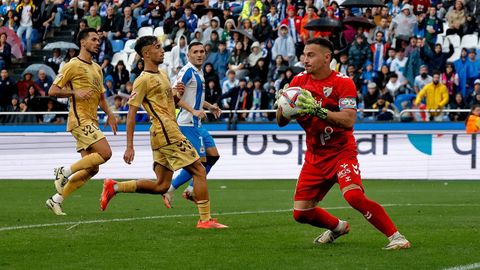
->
xmin=188 ymin=41 xmax=204 ymax=51
xmin=305 ymin=38 xmax=334 ymax=53
xmin=134 ymin=36 xmax=158 ymax=57
xmin=432 ymin=70 xmax=441 ymax=76
xmin=0 ymin=32 xmax=7 ymax=38
xmin=77 ymin=28 xmax=97 ymax=45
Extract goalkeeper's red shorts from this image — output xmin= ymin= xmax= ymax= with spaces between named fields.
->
xmin=294 ymin=157 xmax=364 ymax=202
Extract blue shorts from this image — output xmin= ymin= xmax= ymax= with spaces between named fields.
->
xmin=179 ymin=126 xmax=216 ymax=157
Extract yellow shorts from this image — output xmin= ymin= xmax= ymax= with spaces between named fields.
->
xmin=71 ymin=122 xmax=105 ymax=152
xmin=152 ymin=139 xmax=199 ymax=171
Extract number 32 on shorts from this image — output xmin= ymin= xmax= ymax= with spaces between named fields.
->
xmin=81 ymin=123 xmax=100 ymax=136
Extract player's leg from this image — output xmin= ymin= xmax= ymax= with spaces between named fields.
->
xmin=54 ymin=126 xmax=111 ymax=193
xmin=183 ymin=145 xmax=220 ymax=201
xmin=292 ymin=161 xmax=349 ymax=243
xmin=337 ymin=161 xmax=410 ymax=249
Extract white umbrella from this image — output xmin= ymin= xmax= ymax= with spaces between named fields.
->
xmin=43 ymin=41 xmax=79 ymax=51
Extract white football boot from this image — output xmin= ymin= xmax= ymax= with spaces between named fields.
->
xmin=313 ymin=220 xmax=350 ymax=244
xmin=384 ymin=233 xmax=411 ymax=250
xmin=46 ymin=197 xmax=66 ymax=215
xmin=54 ymin=167 xmax=69 ymax=194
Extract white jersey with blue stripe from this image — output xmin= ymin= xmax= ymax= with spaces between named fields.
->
xmin=176 ymin=62 xmax=205 ymax=127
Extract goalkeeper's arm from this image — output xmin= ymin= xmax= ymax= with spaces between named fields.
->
xmin=276 ymin=107 xmax=290 ymax=127
xmin=324 ymin=109 xmax=356 ymax=129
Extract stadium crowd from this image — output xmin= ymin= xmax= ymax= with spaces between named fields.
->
xmin=1 ymin=0 xmax=480 ymax=124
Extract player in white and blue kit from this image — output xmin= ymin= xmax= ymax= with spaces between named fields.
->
xmin=162 ymin=42 xmax=222 ymax=208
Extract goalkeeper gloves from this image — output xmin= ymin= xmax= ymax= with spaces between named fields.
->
xmin=273 ymin=84 xmax=289 ymax=109
xmin=297 ymin=90 xmax=328 ymax=119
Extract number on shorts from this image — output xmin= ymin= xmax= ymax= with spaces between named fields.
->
xmin=81 ymin=123 xmax=100 ymax=136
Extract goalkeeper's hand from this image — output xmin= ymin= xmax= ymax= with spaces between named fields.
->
xmin=297 ymin=90 xmax=328 ymax=119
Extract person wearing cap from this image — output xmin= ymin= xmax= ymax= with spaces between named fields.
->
xmin=467 ymin=79 xmax=480 ymax=105
xmin=275 ymin=37 xmax=411 ymax=250
xmin=389 ymin=4 xmax=417 ymax=49
xmin=248 ymin=41 xmax=263 ymax=67
xmin=414 ymin=70 xmax=449 ymax=121
xmin=280 ymin=5 xmax=302 ymax=57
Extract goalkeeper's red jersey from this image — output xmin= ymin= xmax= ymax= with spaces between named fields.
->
xmin=289 ymin=70 xmax=359 ymax=176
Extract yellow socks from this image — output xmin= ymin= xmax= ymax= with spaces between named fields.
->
xmin=70 ymin=153 xmax=105 ymax=174
xmin=196 ymin=200 xmax=211 ymax=221
xmin=62 ymin=170 xmax=91 ymax=198
xmin=117 ymin=181 xmax=137 ymax=193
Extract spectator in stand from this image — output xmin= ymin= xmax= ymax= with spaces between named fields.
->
xmin=72 ymin=19 xmax=87 ymax=43
xmin=162 ymin=7 xmax=178 ymax=35
xmin=373 ymin=6 xmax=391 ymax=26
xmin=389 ymin=4 xmax=417 ymax=49
xmin=241 ymin=18 xmax=254 ymax=36
xmin=363 ymin=82 xmax=379 ymax=119
xmin=348 ymin=35 xmax=372 ymax=71
xmin=449 ymin=93 xmax=468 ymax=121
xmin=15 ymin=0 xmax=35 ymax=56
xmin=112 ymin=60 xmax=129 ymax=91
xmin=0 ymin=32 xmax=12 ymax=69
xmin=203 ymin=17 xmax=223 ymax=44
xmin=386 ymin=72 xmax=404 ymax=97
xmin=113 ymin=7 xmax=137 ymax=40
xmin=385 ymin=47 xmax=396 ymax=68
xmin=422 ymin=42 xmax=454 ymax=73
xmin=109 ymin=95 xmax=126 ymax=123
xmin=467 ymin=49 xmax=480 ymax=80
xmin=16 ymin=72 xmax=42 ymax=99
xmin=181 ymin=5 xmax=197 ymax=33
xmin=279 ymin=67 xmax=294 ymax=89
xmin=96 ymin=29 xmax=112 ymax=65
xmin=85 ymin=5 xmax=101 ymax=30
xmin=100 ymin=56 xmax=114 ymax=77
xmin=46 ymin=48 xmax=62 ymax=73
xmin=203 ymin=62 xmax=220 ymax=91
xmin=280 ymin=5 xmax=302 ymax=57
xmin=414 ymin=65 xmax=433 ymax=94
xmin=253 ymin=15 xmax=272 ymax=42
xmin=266 ymin=5 xmax=280 ymax=38
xmin=370 ymin=17 xmax=392 ymax=45
xmin=221 ymin=70 xmax=238 ymax=109
xmin=421 ymin=6 xmax=443 ymax=46
xmin=371 ymin=31 xmax=389 ymax=72
xmin=170 ymin=35 xmax=187 ymax=77
xmin=104 ymin=75 xmax=116 ymax=97
xmin=465 ymin=104 xmax=480 ymax=133
xmin=247 ymin=41 xmax=264 ymax=68
xmin=24 ymin=84 xmax=42 ymax=104
xmin=360 ymin=61 xmax=376 ymax=95
xmin=454 ymin=48 xmax=474 ymax=97
xmin=376 ymin=64 xmax=392 ymax=90
xmin=3 ymin=10 xmax=18 ymax=31
xmin=0 ymin=68 xmax=15 ymax=111
xmin=239 ymin=0 xmax=263 ymax=24
xmin=0 ymin=0 xmax=16 ymax=16
xmin=335 ymin=53 xmax=349 ymax=75
xmin=35 ymin=69 xmax=52 ymax=95
xmin=251 ymin=57 xmax=268 ymax=85
xmin=249 ymin=6 xmax=261 ymax=26
xmin=272 ymin=24 xmax=295 ymax=66
xmin=414 ymin=71 xmax=449 ymax=121
xmin=129 ymin=59 xmax=143 ymax=82
xmin=169 ymin=18 xmax=190 ymax=44
xmin=390 ymin=48 xmax=409 ymax=89
xmin=216 ymin=78 xmax=252 ymax=121
xmin=388 ymin=0 xmax=403 ymax=17
xmin=221 ymin=18 xmax=235 ymax=42
xmin=101 ymin=5 xmax=117 ymax=39
xmin=198 ymin=7 xmax=214 ymax=30
xmin=4 ymin=94 xmax=20 ymax=123
xmin=247 ymin=78 xmax=268 ymax=121
xmin=209 ymin=40 xmax=229 ymax=80
xmin=467 ymin=79 xmax=480 ymax=105
xmin=300 ymin=6 xmax=319 ymax=43
xmin=405 ymin=38 xmax=431 ymax=86
xmin=228 ymin=41 xmax=249 ymax=79
xmin=412 ymin=0 xmax=430 ymax=15
xmin=446 ymin=0 xmax=466 ymax=36
xmin=441 ymin=62 xmax=459 ymax=100
xmin=142 ymin=0 xmax=165 ymax=27
xmin=205 ymin=79 xmax=221 ymax=108
xmin=372 ymin=94 xmax=395 ymax=121
xmin=213 ymin=0 xmax=229 ymax=10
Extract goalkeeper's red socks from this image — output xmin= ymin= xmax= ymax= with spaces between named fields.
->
xmin=343 ymin=189 xmax=397 ymax=237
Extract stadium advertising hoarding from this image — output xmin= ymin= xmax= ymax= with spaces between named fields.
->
xmin=0 ymin=131 xmax=476 ymax=180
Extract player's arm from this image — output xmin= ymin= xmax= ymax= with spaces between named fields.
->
xmin=276 ymin=107 xmax=291 ymax=127
xmin=323 ymin=109 xmax=356 ymax=129
xmin=177 ymin=99 xmax=207 ymax=119
xmin=99 ymin=93 xmax=118 ymax=135
xmin=203 ymin=101 xmax=221 ymax=119
xmin=49 ymin=64 xmax=92 ymax=99
xmin=123 ymin=104 xmax=139 ymax=164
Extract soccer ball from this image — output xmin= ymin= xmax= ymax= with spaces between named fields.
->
xmin=277 ymin=87 xmax=304 ymax=119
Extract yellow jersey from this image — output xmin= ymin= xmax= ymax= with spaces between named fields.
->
xmin=128 ymin=70 xmax=185 ymax=148
xmin=52 ymin=57 xmax=105 ymax=131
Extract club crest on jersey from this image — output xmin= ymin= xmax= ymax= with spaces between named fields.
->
xmin=323 ymin=87 xmax=333 ymax=97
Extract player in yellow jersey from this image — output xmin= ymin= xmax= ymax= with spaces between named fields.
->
xmin=45 ymin=28 xmax=118 ymax=215
xmin=100 ymin=36 xmax=227 ymax=229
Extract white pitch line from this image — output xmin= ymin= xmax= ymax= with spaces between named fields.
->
xmin=443 ymin=262 xmax=480 ymax=270
xmin=0 ymin=203 xmax=479 ymax=233
xmin=66 ymin=223 xmax=80 ymax=231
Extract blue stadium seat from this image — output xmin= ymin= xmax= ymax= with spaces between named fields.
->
xmin=394 ymin=94 xmax=417 ymax=110
xmin=111 ymin=39 xmax=125 ymax=53
xmin=137 ymin=15 xmax=149 ymax=27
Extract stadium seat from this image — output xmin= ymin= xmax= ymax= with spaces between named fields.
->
xmin=137 ymin=15 xmax=149 ymax=28
xmin=460 ymin=34 xmax=478 ymax=49
xmin=138 ymin=27 xmax=154 ymax=38
xmin=163 ymin=51 xmax=172 ymax=68
xmin=153 ymin=27 xmax=164 ymax=37
xmin=435 ymin=35 xmax=443 ymax=46
xmin=123 ymin=39 xmax=136 ymax=54
xmin=111 ymin=39 xmax=125 ymax=53
xmin=447 ymin=47 xmax=462 ymax=62
xmin=126 ymin=52 xmax=137 ymax=72
xmin=444 ymin=34 xmax=460 ymax=48
xmin=111 ymin=51 xmax=129 ymax=67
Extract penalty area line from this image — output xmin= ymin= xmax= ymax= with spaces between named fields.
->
xmin=0 ymin=203 xmax=479 ymax=232
xmin=443 ymin=262 xmax=480 ymax=270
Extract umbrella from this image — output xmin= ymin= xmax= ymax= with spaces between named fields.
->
xmin=0 ymin=27 xmax=23 ymax=58
xmin=22 ymin=64 xmax=56 ymax=80
xmin=199 ymin=7 xmax=223 ymax=17
xmin=230 ymin=29 xmax=257 ymax=42
xmin=43 ymin=41 xmax=79 ymax=50
xmin=341 ymin=0 xmax=385 ymax=8
xmin=342 ymin=16 xmax=377 ymax=29
xmin=28 ymin=96 xmax=68 ymax=112
xmin=304 ymin=18 xmax=343 ymax=32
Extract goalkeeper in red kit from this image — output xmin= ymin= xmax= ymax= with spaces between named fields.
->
xmin=276 ymin=38 xmax=410 ymax=250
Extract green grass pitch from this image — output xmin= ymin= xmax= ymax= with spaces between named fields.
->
xmin=0 ymin=180 xmax=479 ymax=270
